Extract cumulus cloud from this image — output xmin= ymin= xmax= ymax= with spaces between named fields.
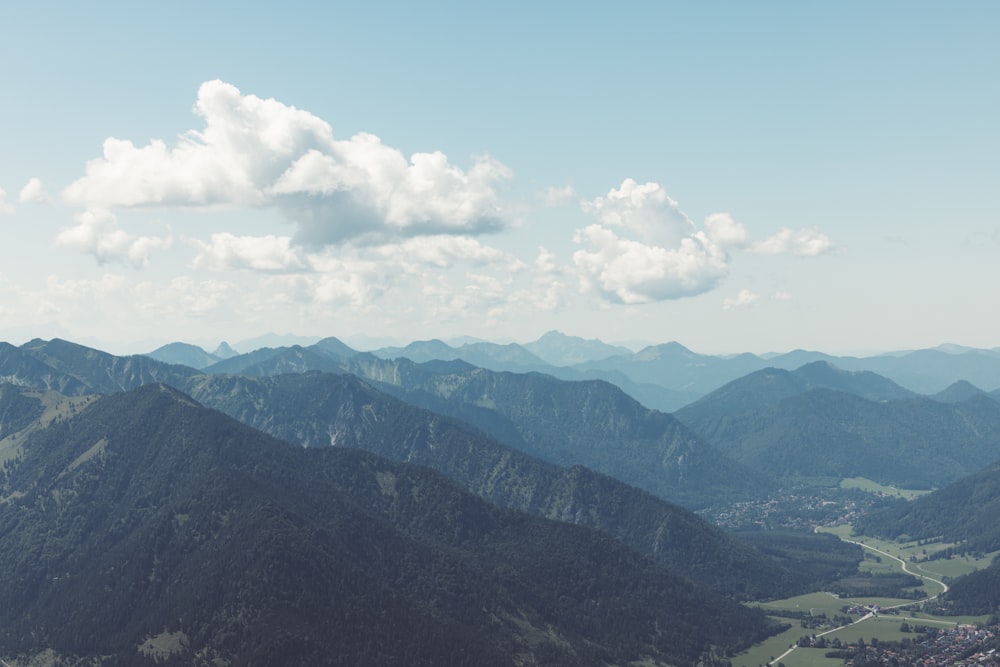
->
xmin=573 ymin=180 xmax=748 ymax=304
xmin=55 ymin=209 xmax=172 ymax=267
xmin=723 ymin=289 xmax=759 ymax=310
xmin=771 ymin=290 xmax=792 ymax=301
xmin=752 ymin=226 xmax=834 ymax=256
xmin=573 ymin=223 xmax=729 ymax=304
xmin=63 ymin=80 xmax=511 ymax=249
xmin=0 ymin=188 xmax=14 ymax=214
xmin=19 ymin=177 xmax=49 ymax=204
xmin=581 ymin=178 xmax=696 ymax=248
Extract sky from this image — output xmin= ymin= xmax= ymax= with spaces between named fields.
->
xmin=1 ymin=1 xmax=997 ymax=356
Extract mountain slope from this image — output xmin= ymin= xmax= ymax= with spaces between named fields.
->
xmin=1 ymin=338 xmax=199 ymax=395
xmin=852 ymin=460 xmax=1000 ymax=554
xmin=341 ymin=356 xmax=768 ymax=507
xmin=144 ymin=342 xmax=221 ymax=369
xmin=179 ymin=371 xmax=811 ymax=600
xmin=675 ymin=362 xmax=915 ymax=424
xmin=677 ymin=387 xmax=1000 ymax=487
xmin=0 ymin=384 xmax=776 ymax=665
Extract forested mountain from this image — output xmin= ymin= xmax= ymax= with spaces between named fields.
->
xmin=0 ymin=383 xmax=777 ymax=665
xmin=145 ymin=342 xmax=223 ymax=369
xmin=340 ymin=356 xmax=769 ymax=508
xmin=931 ymin=380 xmax=991 ymax=403
xmin=522 ymin=330 xmax=633 ymax=366
xmin=1 ymin=338 xmax=198 ymax=394
xmin=368 ymin=338 xmax=696 ymax=412
xmin=0 ymin=340 xmax=831 ymax=600
xmin=674 ymin=362 xmax=915 ymax=423
xmin=853 ymin=461 xmax=1000 ymax=555
xmin=179 ymin=372 xmax=818 ymax=600
xmin=675 ymin=383 xmax=1000 ymax=487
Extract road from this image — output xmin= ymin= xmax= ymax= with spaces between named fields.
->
xmin=768 ymin=538 xmax=949 ymax=666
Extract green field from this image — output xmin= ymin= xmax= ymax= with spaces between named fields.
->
xmin=734 ymin=524 xmax=995 ymax=667
xmin=839 ymin=477 xmax=932 ymax=500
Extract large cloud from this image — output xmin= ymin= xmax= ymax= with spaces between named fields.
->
xmin=63 ymin=80 xmax=511 ymax=247
xmin=573 ymin=180 xmax=748 ymax=304
xmin=574 ymin=179 xmax=835 ymax=304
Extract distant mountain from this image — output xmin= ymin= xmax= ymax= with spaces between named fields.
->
xmin=0 ymin=383 xmax=776 ymax=664
xmin=204 ymin=345 xmax=345 ymax=376
xmin=233 ymin=332 xmax=322 ymax=350
xmin=574 ymin=341 xmax=766 ymax=396
xmin=211 ymin=341 xmax=238 ymax=359
xmin=144 ymin=341 xmax=220 ymax=369
xmin=1 ymin=338 xmax=198 ymax=395
xmin=675 ymin=362 xmax=916 ymax=424
xmin=574 ymin=342 xmax=1000 ymax=400
xmin=931 ymin=380 xmax=990 ymax=403
xmin=522 ymin=330 xmax=633 ymax=366
xmin=677 ymin=384 xmax=1000 ymax=488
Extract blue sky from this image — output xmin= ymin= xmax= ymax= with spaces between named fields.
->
xmin=1 ymin=1 xmax=997 ymax=355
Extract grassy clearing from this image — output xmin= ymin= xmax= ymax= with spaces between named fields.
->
xmin=736 ymin=525 xmax=994 ymax=667
xmin=733 ymin=622 xmax=803 ymax=667
xmin=839 ymin=477 xmax=931 ymax=500
xmin=819 ymin=525 xmax=999 ymax=581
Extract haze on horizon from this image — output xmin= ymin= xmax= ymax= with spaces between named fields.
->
xmin=1 ymin=2 xmax=997 ymax=356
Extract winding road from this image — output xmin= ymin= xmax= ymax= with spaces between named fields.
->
xmin=768 ymin=538 xmax=949 ymax=666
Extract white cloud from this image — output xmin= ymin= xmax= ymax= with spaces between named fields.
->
xmin=55 ymin=208 xmax=172 ymax=267
xmin=0 ymin=188 xmax=14 ymax=215
xmin=63 ymin=80 xmax=512 ymax=249
xmin=573 ymin=180 xmax=749 ymax=304
xmin=581 ymin=178 xmax=695 ymax=248
xmin=723 ymin=289 xmax=758 ymax=310
xmin=538 ymin=185 xmax=575 ymax=207
xmin=703 ymin=213 xmax=749 ymax=248
xmin=191 ymin=233 xmax=307 ymax=272
xmin=771 ymin=290 xmax=792 ymax=301
xmin=573 ymin=224 xmax=729 ymax=304
xmin=19 ymin=177 xmax=49 ymax=204
xmin=752 ymin=226 xmax=834 ymax=256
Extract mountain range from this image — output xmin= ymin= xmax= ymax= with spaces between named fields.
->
xmin=145 ymin=332 xmax=1000 ymax=411
xmin=674 ymin=363 xmax=1000 ymax=488
xmin=0 ymin=383 xmax=779 ymax=664
xmin=0 ymin=339 xmax=848 ymax=602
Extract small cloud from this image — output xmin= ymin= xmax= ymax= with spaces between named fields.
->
xmin=537 ymin=185 xmax=575 ymax=207
xmin=752 ymin=227 xmax=834 ymax=256
xmin=771 ymin=290 xmax=792 ymax=302
xmin=0 ymin=188 xmax=14 ymax=215
xmin=19 ymin=177 xmax=49 ymax=204
xmin=55 ymin=208 xmax=172 ymax=267
xmin=723 ymin=289 xmax=758 ymax=310
xmin=703 ymin=213 xmax=749 ymax=248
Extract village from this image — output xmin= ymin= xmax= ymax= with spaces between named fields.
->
xmin=827 ymin=622 xmax=1000 ymax=667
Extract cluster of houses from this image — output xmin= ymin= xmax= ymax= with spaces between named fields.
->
xmin=845 ymin=623 xmax=999 ymax=667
